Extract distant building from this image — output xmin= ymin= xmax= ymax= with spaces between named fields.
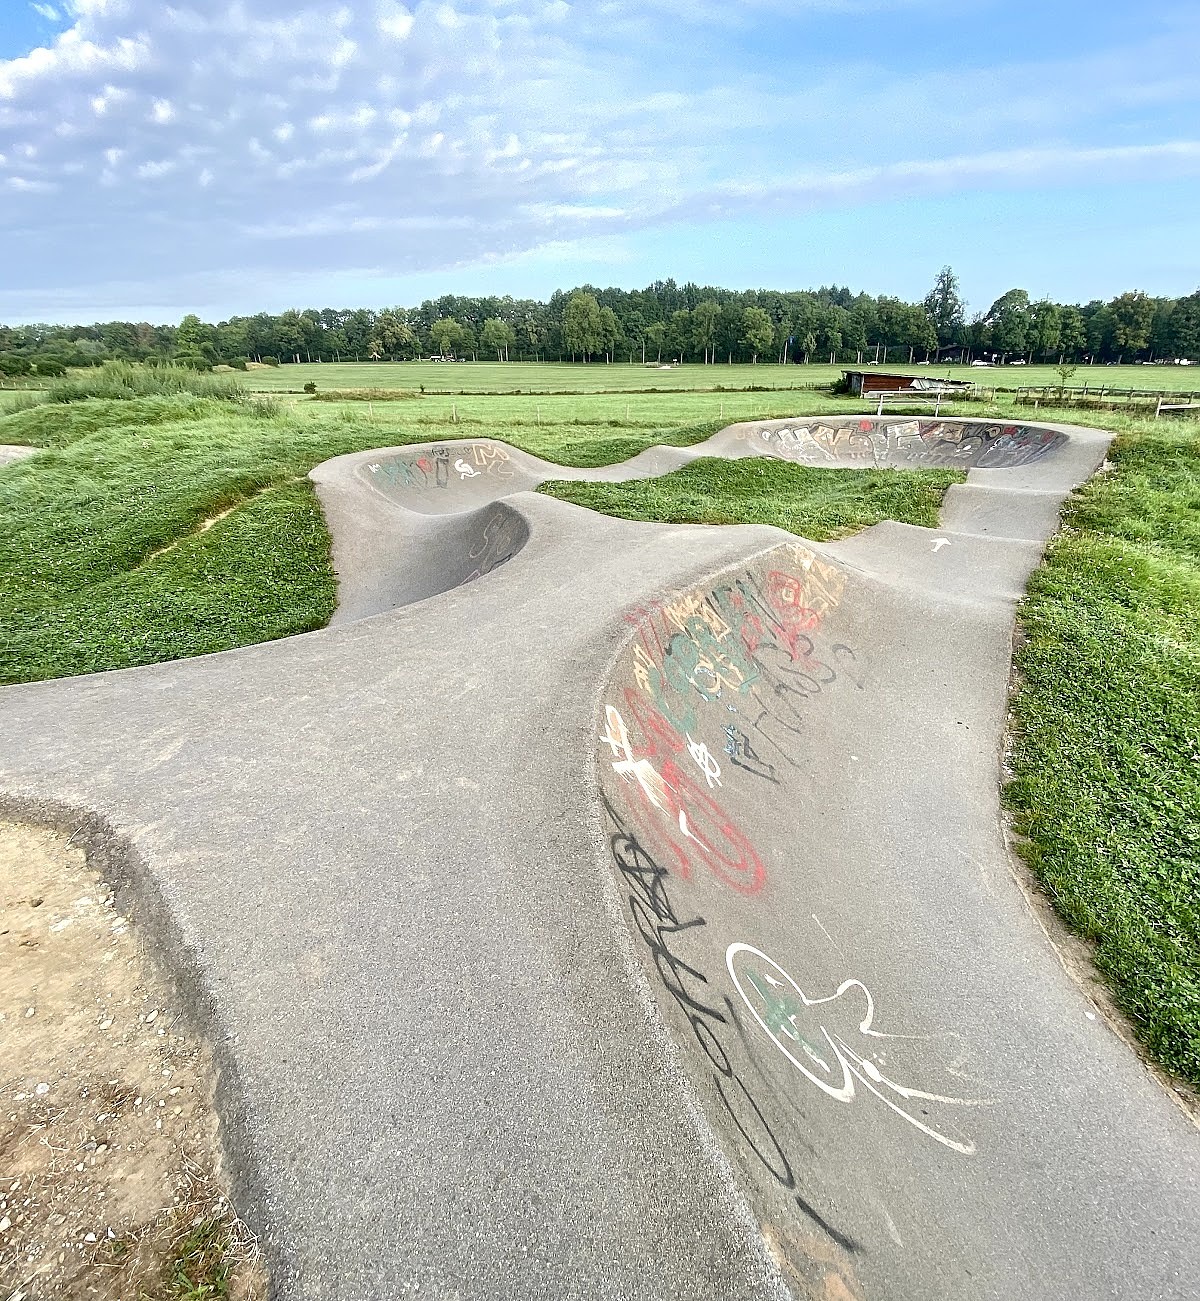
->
xmin=841 ymin=369 xmax=975 ymax=397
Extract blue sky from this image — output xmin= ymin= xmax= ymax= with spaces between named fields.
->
xmin=2 ymin=0 xmax=1198 ymax=323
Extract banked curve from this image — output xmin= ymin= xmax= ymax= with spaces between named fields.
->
xmin=309 ymin=415 xmax=1085 ymax=626
xmin=582 ymin=415 xmax=1199 ymax=1299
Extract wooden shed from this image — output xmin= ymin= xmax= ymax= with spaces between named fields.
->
xmin=841 ymin=369 xmax=975 ymax=397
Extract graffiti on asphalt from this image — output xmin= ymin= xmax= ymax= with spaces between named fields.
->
xmin=465 ymin=509 xmax=524 ymax=583
xmin=368 ymin=442 xmax=516 ymax=489
xmin=736 ymin=418 xmax=1064 ymax=469
xmin=601 ymin=792 xmax=860 ymax=1255
xmin=727 ymin=944 xmax=984 ymax=1154
xmin=597 ymin=544 xmax=981 ymax=1268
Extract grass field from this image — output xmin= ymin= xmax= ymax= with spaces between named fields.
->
xmin=240 ymin=360 xmax=842 ymax=394
xmin=238 ymin=359 xmax=1200 ymax=396
xmin=1 ymin=368 xmax=1197 ymax=1087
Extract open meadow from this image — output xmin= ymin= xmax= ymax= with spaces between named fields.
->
xmin=237 ymin=358 xmax=1200 ymax=397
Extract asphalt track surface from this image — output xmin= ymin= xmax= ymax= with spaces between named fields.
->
xmin=1 ymin=417 xmax=1197 ymax=1300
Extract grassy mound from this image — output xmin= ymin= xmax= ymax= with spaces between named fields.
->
xmin=539 ymin=456 xmax=963 ymax=539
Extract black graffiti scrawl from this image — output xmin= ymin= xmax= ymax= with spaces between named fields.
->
xmin=596 ymin=542 xmax=986 ymax=1294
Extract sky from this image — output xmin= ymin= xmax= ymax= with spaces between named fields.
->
xmin=2 ymin=0 xmax=1199 ymax=324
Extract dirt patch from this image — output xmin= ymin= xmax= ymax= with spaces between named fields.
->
xmin=0 ymin=821 xmax=266 ymax=1301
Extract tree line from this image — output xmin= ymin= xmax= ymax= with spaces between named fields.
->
xmin=2 ymin=270 xmax=1198 ymax=375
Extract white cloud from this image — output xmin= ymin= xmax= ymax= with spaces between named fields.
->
xmin=0 ymin=29 xmax=149 ymax=99
xmin=671 ymin=142 xmax=1200 ymax=220
xmin=0 ymin=0 xmax=1197 ymax=318
xmin=376 ymin=2 xmax=414 ymax=39
xmin=136 ymin=158 xmax=176 ymax=178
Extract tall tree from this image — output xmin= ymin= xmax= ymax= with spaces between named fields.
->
xmin=562 ymin=292 xmax=602 ymax=360
xmin=984 ymin=289 xmax=1032 ymax=362
xmin=372 ymin=309 xmax=417 ymax=360
xmin=904 ymin=307 xmax=937 ymax=362
xmin=1170 ymin=290 xmax=1200 ymax=360
xmin=1028 ymin=300 xmax=1062 ymax=361
xmin=742 ymin=307 xmax=774 ymax=364
xmin=923 ymin=266 xmax=966 ymax=348
xmin=429 ymin=317 xmax=464 ymax=358
xmin=175 ymin=313 xmax=216 ymax=363
xmin=692 ymin=299 xmax=719 ymax=364
xmin=665 ymin=309 xmax=692 ymax=362
xmin=598 ymin=306 xmax=620 ymax=362
xmin=1058 ymin=306 xmax=1087 ymax=360
xmin=1148 ymin=299 xmax=1176 ymax=363
xmin=1085 ymin=303 xmax=1116 ymax=362
xmin=1109 ymin=291 xmax=1155 ymax=363
xmin=481 ymin=317 xmax=515 ymax=361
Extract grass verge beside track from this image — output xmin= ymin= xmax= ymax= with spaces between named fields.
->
xmin=1002 ymin=416 xmax=1200 ymax=1085
xmin=539 ymin=457 xmax=962 ymax=539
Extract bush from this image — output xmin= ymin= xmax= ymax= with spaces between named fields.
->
xmin=260 ymin=356 xmax=280 ymax=367
xmin=31 ymin=358 xmax=67 ymax=377
xmin=303 ymin=381 xmax=318 ymax=394
xmin=228 ymin=357 xmax=249 ymax=371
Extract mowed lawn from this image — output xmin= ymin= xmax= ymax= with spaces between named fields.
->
xmin=239 ymin=359 xmax=1200 ymax=396
xmin=239 ymin=359 xmax=843 ymax=393
xmin=274 ymin=387 xmax=872 ymax=431
xmin=540 ymin=458 xmax=962 ymax=539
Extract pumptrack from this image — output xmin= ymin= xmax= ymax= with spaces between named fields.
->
xmin=1 ymin=416 xmax=1197 ymax=1300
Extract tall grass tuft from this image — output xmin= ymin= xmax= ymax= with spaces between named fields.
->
xmin=0 ymin=394 xmax=219 ymax=447
xmin=31 ymin=362 xmax=249 ymax=407
xmin=0 ymin=390 xmax=46 ymax=416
